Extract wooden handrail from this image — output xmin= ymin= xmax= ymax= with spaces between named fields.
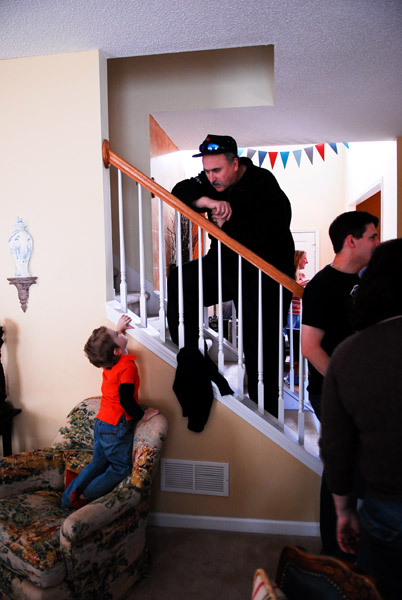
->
xmin=102 ymin=140 xmax=303 ymax=297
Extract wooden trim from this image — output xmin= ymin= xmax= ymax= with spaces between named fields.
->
xmin=102 ymin=140 xmax=303 ymax=297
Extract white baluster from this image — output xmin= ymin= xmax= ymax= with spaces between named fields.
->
xmin=288 ymin=300 xmax=295 ymax=390
xmin=158 ymin=197 xmax=166 ymax=342
xmin=298 ymin=325 xmax=305 ymax=446
xmin=189 ymin=218 xmax=193 ymax=260
xmin=176 ymin=211 xmax=184 ymax=349
xmin=278 ymin=284 xmax=285 ymax=425
xmin=257 ymin=270 xmax=264 ymax=414
xmin=217 ymin=241 xmax=224 ymax=373
xmin=118 ymin=169 xmax=127 ymax=313
xmin=138 ymin=184 xmax=147 ymax=327
xmin=237 ymin=256 xmax=245 ymax=395
xmin=198 ymin=225 xmax=205 ymax=354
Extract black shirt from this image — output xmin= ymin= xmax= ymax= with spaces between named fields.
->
xmin=302 ymin=265 xmax=360 ymax=395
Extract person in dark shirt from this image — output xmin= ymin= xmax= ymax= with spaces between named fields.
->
xmin=320 ymin=238 xmax=402 ymax=600
xmin=301 ymin=210 xmax=379 ymax=558
xmin=167 ymin=134 xmax=295 ymax=417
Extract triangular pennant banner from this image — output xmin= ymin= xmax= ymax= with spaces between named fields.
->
xmin=280 ymin=151 xmax=290 ymax=169
xmin=315 ymin=143 xmax=325 ymax=161
xmin=268 ymin=152 xmax=278 ymax=169
xmin=258 ymin=150 xmax=267 ymax=167
xmin=304 ymin=146 xmax=314 ymax=164
xmin=239 ymin=142 xmax=348 ymax=169
xmin=293 ymin=149 xmax=302 ymax=167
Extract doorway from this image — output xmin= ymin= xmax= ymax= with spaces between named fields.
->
xmin=356 ymin=191 xmax=381 ymax=241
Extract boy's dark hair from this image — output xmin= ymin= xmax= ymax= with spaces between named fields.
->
xmin=84 ymin=326 xmax=119 ymax=369
xmin=353 ymin=238 xmax=402 ymax=330
xmin=329 ymin=211 xmax=379 ymax=254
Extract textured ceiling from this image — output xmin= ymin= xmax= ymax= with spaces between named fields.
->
xmin=1 ymin=0 xmax=402 ymax=149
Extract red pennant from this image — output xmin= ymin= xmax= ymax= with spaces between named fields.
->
xmin=268 ymin=152 xmax=278 ymax=169
xmin=315 ymin=143 xmax=325 ymax=161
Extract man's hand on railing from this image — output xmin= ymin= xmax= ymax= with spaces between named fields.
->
xmin=192 ymin=196 xmax=232 ymax=227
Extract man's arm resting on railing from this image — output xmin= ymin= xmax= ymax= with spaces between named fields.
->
xmin=301 ymin=324 xmax=330 ymax=376
xmin=192 ymin=197 xmax=232 ymax=226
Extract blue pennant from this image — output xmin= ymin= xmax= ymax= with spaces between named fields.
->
xmin=280 ymin=151 xmax=290 ymax=169
xmin=258 ymin=150 xmax=267 ymax=167
xmin=293 ymin=149 xmax=302 ymax=167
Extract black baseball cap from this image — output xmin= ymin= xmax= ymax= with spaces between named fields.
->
xmin=192 ymin=134 xmax=238 ymax=157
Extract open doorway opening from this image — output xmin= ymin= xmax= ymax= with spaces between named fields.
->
xmin=356 ymin=190 xmax=382 ymax=241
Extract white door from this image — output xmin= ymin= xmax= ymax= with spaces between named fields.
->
xmin=291 ymin=229 xmax=319 ymax=281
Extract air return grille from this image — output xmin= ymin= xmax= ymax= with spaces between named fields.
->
xmin=160 ymin=459 xmax=229 ymax=496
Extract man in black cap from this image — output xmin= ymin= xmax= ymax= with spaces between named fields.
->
xmin=167 ymin=134 xmax=295 ymax=417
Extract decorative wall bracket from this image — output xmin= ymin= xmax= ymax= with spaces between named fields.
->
xmin=7 ymin=277 xmax=37 ymax=312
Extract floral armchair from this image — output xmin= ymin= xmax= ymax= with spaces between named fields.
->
xmin=0 ymin=397 xmax=168 ymax=600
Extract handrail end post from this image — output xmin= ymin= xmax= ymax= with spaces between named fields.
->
xmin=102 ymin=139 xmax=111 ymax=169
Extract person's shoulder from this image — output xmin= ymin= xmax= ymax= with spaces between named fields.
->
xmin=116 ymin=354 xmax=137 ymax=368
xmin=172 ymin=173 xmax=206 ymax=197
xmin=302 ymin=266 xmax=337 ymax=308
xmin=304 ymin=265 xmax=331 ymax=288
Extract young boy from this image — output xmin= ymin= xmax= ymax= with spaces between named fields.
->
xmin=62 ymin=315 xmax=159 ymax=509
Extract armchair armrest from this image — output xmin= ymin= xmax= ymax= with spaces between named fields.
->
xmin=60 ymin=481 xmax=143 ymax=546
xmin=0 ymin=448 xmax=65 ymax=498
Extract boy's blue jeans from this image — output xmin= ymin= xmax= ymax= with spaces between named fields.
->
xmin=62 ymin=415 xmax=134 ymax=508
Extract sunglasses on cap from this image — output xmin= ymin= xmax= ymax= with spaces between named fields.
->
xmin=192 ymin=135 xmax=238 ymax=157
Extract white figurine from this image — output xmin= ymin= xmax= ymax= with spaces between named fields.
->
xmin=8 ymin=217 xmax=33 ymax=277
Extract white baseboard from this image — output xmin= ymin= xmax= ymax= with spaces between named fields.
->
xmin=149 ymin=512 xmax=320 ymax=537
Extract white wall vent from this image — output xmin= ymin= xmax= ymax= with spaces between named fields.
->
xmin=160 ymin=459 xmax=229 ymax=496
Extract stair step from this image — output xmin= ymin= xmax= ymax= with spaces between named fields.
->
xmin=115 ymin=291 xmax=150 ymax=304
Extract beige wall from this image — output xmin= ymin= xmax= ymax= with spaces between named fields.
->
xmin=0 ymin=49 xmax=320 ymax=525
xmin=0 ymin=50 xmax=110 ymax=450
xmin=130 ymin=340 xmax=320 ymax=523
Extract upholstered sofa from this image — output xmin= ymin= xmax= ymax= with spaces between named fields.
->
xmin=0 ymin=397 xmax=168 ymax=600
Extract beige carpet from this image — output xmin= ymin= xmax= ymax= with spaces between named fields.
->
xmin=132 ymin=526 xmax=321 ymax=599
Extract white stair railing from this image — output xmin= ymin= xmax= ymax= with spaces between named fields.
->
xmin=237 ymin=257 xmax=245 ymax=396
xmin=278 ymin=284 xmax=285 ymax=425
xmin=158 ymin=197 xmax=166 ymax=342
xmin=117 ymin=169 xmax=128 ymax=313
xmin=197 ymin=225 xmax=205 ymax=354
xmin=217 ymin=241 xmax=225 ymax=373
xmin=103 ymin=141 xmax=317 ymax=464
xmin=137 ymin=184 xmax=147 ymax=327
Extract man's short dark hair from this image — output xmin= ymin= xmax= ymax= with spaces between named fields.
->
xmin=223 ymin=152 xmax=237 ymax=165
xmin=84 ymin=326 xmax=119 ymax=369
xmin=329 ymin=211 xmax=379 ymax=254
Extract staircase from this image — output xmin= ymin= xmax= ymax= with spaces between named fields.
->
xmin=103 ymin=140 xmax=322 ymax=476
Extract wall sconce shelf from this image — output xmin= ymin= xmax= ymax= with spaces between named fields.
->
xmin=7 ymin=277 xmax=38 ymax=312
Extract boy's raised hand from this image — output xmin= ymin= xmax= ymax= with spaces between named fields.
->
xmin=116 ymin=314 xmax=134 ymax=333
